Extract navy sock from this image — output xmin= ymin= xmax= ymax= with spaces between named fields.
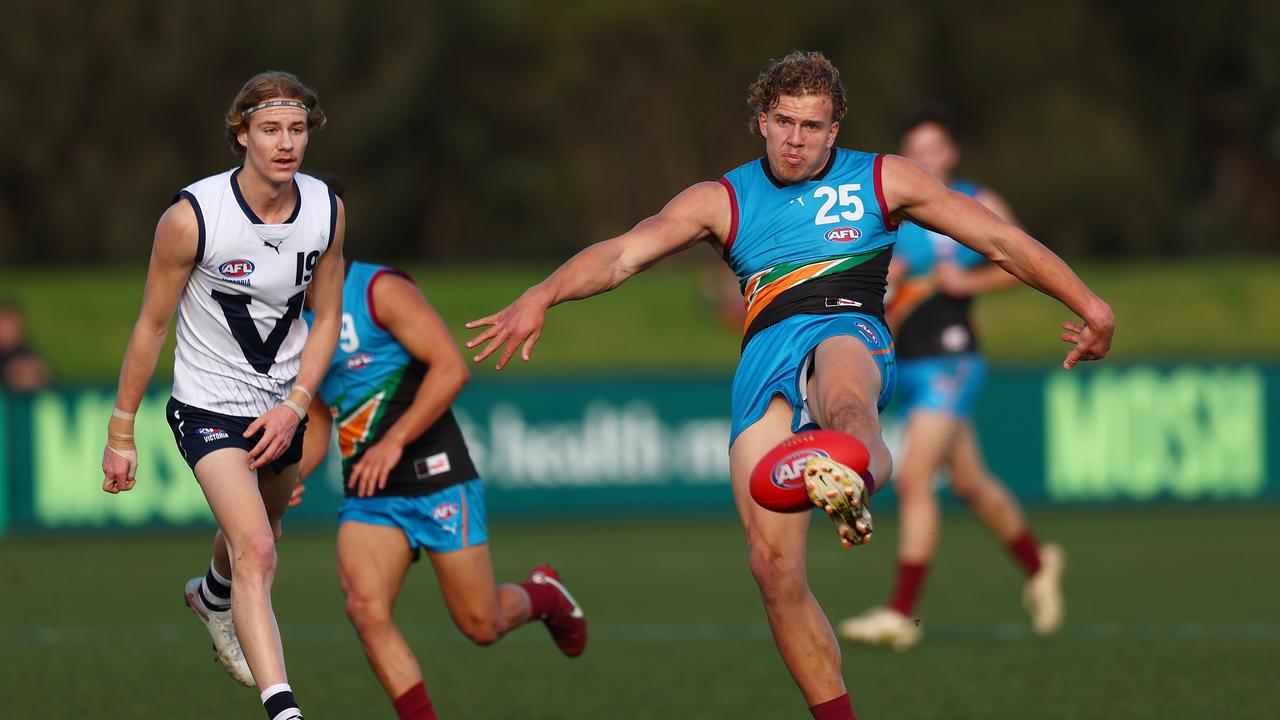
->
xmin=262 ymin=683 xmax=302 ymax=720
xmin=200 ymin=561 xmax=232 ymax=612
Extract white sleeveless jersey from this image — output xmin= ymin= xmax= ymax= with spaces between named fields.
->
xmin=171 ymin=168 xmax=336 ymax=417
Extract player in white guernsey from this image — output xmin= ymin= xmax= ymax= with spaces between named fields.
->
xmin=101 ymin=72 xmax=344 ymax=720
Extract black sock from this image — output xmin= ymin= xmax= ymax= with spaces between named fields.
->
xmin=200 ymin=561 xmax=232 ymax=612
xmin=262 ymin=683 xmax=302 ymax=720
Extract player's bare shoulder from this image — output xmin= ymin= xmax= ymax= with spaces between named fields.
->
xmin=661 ymin=180 xmax=734 ymax=251
xmin=153 ymin=196 xmax=201 ymax=264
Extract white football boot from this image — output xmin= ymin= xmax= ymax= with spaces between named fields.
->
xmin=1023 ymin=544 xmax=1066 ymax=636
xmin=183 ymin=577 xmax=254 ymax=687
xmin=837 ymin=606 xmax=922 ymax=651
xmin=803 ymin=456 xmax=873 ymax=547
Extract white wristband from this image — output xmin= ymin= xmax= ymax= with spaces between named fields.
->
xmin=282 ymin=398 xmax=307 ymax=420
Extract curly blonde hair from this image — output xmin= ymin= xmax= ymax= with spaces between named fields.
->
xmin=747 ymin=51 xmax=847 ymax=135
xmin=224 ymin=71 xmax=327 ymax=158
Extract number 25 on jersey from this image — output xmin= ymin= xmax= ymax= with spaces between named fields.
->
xmin=813 ymin=184 xmax=864 ymax=225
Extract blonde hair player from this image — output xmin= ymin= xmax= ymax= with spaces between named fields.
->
xmin=465 ymin=51 xmax=1113 ymax=719
xmin=101 ymin=71 xmax=344 ymax=720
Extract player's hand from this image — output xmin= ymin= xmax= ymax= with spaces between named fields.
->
xmin=465 ymin=287 xmax=551 ymax=370
xmin=245 ymin=405 xmax=301 ymax=470
xmin=101 ymin=443 xmax=138 ymax=494
xmin=1060 ymin=304 xmax=1115 ymax=370
xmin=289 ymin=477 xmax=307 ymax=507
xmin=349 ymin=437 xmax=404 ymax=497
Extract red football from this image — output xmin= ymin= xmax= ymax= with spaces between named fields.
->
xmin=749 ymin=430 xmax=871 ymax=513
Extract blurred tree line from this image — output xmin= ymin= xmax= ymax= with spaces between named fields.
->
xmin=1 ymin=0 xmax=1276 ymax=265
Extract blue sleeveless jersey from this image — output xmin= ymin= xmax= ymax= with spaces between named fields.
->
xmin=305 ymin=261 xmax=477 ymax=497
xmin=720 ymin=148 xmax=899 ymax=348
xmin=889 ymin=179 xmax=989 ymax=360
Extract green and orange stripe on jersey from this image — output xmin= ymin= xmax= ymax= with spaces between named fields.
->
xmin=740 ymin=248 xmax=890 ymax=332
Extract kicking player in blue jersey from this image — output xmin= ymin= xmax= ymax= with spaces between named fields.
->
xmin=838 ymin=108 xmax=1064 ymax=651
xmin=466 ymin=52 xmax=1113 ymax=719
xmin=293 ymin=250 xmax=585 ymax=720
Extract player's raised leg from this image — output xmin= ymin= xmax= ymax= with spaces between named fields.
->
xmin=946 ymin=423 xmax=1064 ymax=635
xmin=194 ymin=449 xmax=300 ymax=718
xmin=730 ymin=396 xmax=855 ymax=718
xmin=839 ymin=410 xmax=958 ymax=650
xmin=804 ymin=335 xmax=893 ymax=544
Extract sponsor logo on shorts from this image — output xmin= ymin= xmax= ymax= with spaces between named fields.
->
xmin=854 ymin=321 xmax=880 ymax=346
xmin=218 ymin=259 xmax=255 ymax=285
xmin=825 ymin=227 xmax=861 ymax=243
xmin=196 ymin=427 xmax=230 ymax=443
xmin=432 ymin=502 xmax=459 ymax=521
xmin=413 ymin=452 xmax=452 ymax=479
xmin=345 ymin=352 xmax=373 ymax=370
xmin=771 ymin=449 xmax=830 ymax=490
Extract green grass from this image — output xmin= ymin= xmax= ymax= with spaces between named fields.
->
xmin=2 ymin=506 xmax=1276 ymax=718
xmin=2 ymin=258 xmax=1279 ymax=382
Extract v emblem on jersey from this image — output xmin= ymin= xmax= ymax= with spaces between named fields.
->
xmin=211 ymin=289 xmax=305 ymax=374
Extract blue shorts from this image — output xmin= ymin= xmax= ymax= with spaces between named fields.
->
xmin=338 ymin=479 xmax=489 ymax=555
xmin=895 ymin=353 xmax=986 ymax=419
xmin=730 ymin=313 xmax=896 ymax=446
xmin=166 ymin=397 xmax=306 ymax=474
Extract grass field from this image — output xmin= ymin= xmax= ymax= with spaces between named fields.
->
xmin=3 ymin=506 xmax=1277 ymax=718
xmin=2 ymin=258 xmax=1278 ymax=382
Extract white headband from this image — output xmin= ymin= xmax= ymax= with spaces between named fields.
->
xmin=243 ymin=100 xmax=310 ymax=116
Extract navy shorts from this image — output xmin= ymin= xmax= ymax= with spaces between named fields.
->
xmin=165 ymin=397 xmax=307 ymax=474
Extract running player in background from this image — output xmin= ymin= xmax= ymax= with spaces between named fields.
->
xmin=101 ymin=71 xmax=344 ymax=720
xmin=465 ymin=52 xmax=1113 ymax=719
xmin=838 ymin=108 xmax=1064 ymax=650
xmin=292 ymin=236 xmax=586 ymax=720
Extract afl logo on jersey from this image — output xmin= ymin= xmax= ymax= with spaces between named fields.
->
xmin=771 ymin=449 xmax=830 ymax=490
xmin=345 ymin=352 xmax=373 ymax=371
xmin=219 ymin=260 xmax=255 ymax=278
xmin=825 ymin=227 xmax=861 ymax=243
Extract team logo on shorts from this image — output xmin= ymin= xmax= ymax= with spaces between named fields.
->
xmin=825 ymin=227 xmax=861 ymax=243
xmin=854 ymin=321 xmax=880 ymax=346
xmin=432 ymin=502 xmax=460 ymax=521
xmin=345 ymin=352 xmax=373 ymax=370
xmin=771 ymin=449 xmax=830 ymax=490
xmin=196 ymin=427 xmax=230 ymax=443
xmin=218 ymin=259 xmax=255 ymax=286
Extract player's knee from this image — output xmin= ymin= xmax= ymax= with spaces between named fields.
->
xmin=747 ymin=540 xmax=805 ymax=604
xmin=234 ymin=533 xmax=277 ymax=580
xmin=827 ymin=400 xmax=881 ymax=439
xmin=458 ymin=616 xmax=502 ymax=646
xmin=344 ymin=593 xmax=392 ymax=633
xmin=895 ymin=469 xmax=935 ymax=502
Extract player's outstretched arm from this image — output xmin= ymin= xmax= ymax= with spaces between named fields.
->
xmin=466 ymin=181 xmax=731 ymax=369
xmin=346 ymin=273 xmax=470 ymax=497
xmin=882 ymin=155 xmax=1114 ymax=369
xmin=245 ymin=198 xmax=345 ymax=470
xmin=933 ymin=188 xmax=1022 ymax=298
xmin=103 ymin=199 xmax=199 ymax=493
